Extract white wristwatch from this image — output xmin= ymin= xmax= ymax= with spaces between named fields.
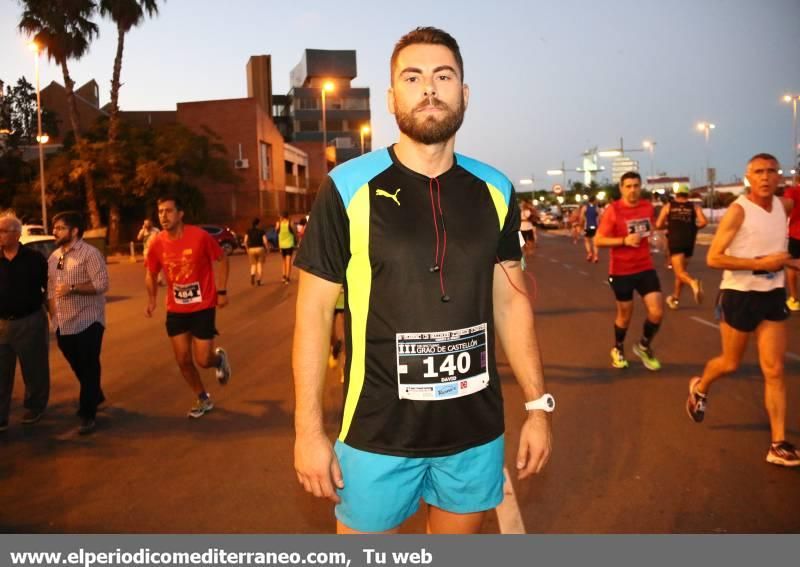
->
xmin=524 ymin=393 xmax=555 ymax=412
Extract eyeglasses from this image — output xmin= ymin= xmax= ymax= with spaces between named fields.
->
xmin=57 ymin=255 xmax=65 ymax=270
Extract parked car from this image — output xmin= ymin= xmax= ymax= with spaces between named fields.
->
xmin=21 ymin=224 xmax=47 ymax=238
xmin=199 ymin=224 xmax=238 ymax=255
xmin=536 ymin=211 xmax=560 ymax=229
xmin=22 ymin=235 xmax=57 ymax=259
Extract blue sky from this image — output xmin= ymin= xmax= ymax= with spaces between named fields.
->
xmin=2 ymin=0 xmax=798 ymax=188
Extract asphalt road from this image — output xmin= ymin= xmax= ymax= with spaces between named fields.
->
xmin=1 ymin=235 xmax=798 ymax=533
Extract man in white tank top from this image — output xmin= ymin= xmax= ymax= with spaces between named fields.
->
xmin=686 ymin=153 xmax=800 ymax=466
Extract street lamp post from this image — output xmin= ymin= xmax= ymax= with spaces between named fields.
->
xmin=30 ymin=41 xmax=47 ymax=229
xmin=783 ymin=94 xmax=799 ymax=184
xmin=546 ymin=161 xmax=574 ymax=190
xmin=642 ymin=139 xmax=656 ymax=179
xmin=360 ymin=125 xmax=370 ymax=155
xmin=320 ymin=81 xmax=335 ymax=177
xmin=696 ymin=121 xmax=716 ymax=215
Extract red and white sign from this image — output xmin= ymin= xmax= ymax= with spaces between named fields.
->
xmin=552 ymin=184 xmax=563 ymax=194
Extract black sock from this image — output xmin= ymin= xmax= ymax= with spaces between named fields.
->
xmin=614 ymin=325 xmax=627 ymax=351
xmin=641 ymin=319 xmax=661 ymax=347
xmin=199 ymin=391 xmax=209 ymax=401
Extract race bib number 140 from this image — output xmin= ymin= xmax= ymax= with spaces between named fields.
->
xmin=396 ymin=323 xmax=489 ymax=401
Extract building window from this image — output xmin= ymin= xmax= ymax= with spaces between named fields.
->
xmin=296 ymin=120 xmax=319 ymax=132
xmin=327 ymin=119 xmax=344 ymax=132
xmin=260 ymin=142 xmax=272 ymax=181
xmin=344 ymin=97 xmax=368 ymax=110
xmin=297 ymin=97 xmax=318 ymax=110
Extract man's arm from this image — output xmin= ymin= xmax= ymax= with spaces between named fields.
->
xmin=655 ymin=203 xmax=670 ymax=230
xmin=144 ymin=269 xmax=158 ymax=317
xmin=493 ymin=260 xmax=552 ymax=480
xmin=781 ymin=196 xmax=795 ymax=215
xmin=293 ymin=269 xmax=344 ymax=501
xmin=707 ymin=203 xmax=790 ymax=271
xmin=215 ymin=252 xmax=230 ymax=308
xmin=695 ymin=204 xmax=708 ymax=229
xmin=595 ymin=207 xmax=641 ymax=249
xmin=55 ymin=248 xmax=109 ymax=297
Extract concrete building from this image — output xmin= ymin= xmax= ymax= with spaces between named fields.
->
xmin=40 ymin=79 xmax=107 ymax=144
xmin=275 ymin=49 xmax=372 ymax=190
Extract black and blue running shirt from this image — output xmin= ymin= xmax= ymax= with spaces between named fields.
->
xmin=295 ymin=145 xmax=522 ymax=457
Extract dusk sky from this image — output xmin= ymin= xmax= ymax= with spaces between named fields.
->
xmin=2 ymin=0 xmax=798 ymax=189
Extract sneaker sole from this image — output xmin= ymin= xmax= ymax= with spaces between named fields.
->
xmin=187 ymin=407 xmax=213 ymax=419
xmin=766 ymin=454 xmax=800 ymax=467
xmin=686 ymin=377 xmax=705 ymax=423
xmin=633 ymin=346 xmax=661 ymax=371
xmin=21 ymin=414 xmax=44 ymax=425
xmin=216 ymin=348 xmax=231 ymax=385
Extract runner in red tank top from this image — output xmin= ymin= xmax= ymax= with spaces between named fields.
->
xmin=596 ymin=171 xmax=664 ymax=371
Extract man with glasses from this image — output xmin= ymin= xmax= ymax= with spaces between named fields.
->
xmin=0 ymin=213 xmax=50 ymax=431
xmin=48 ymin=211 xmax=109 ymax=435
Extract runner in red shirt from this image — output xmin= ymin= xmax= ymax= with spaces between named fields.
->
xmin=596 ymin=171 xmax=664 ymax=371
xmin=145 ymin=195 xmax=232 ymax=418
xmin=785 ymin=184 xmax=800 ymax=311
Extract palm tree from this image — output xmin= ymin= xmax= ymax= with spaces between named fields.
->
xmin=99 ymin=0 xmax=161 ymax=248
xmin=18 ymin=0 xmax=102 ymax=229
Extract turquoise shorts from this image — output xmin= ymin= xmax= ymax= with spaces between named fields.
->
xmin=334 ymin=435 xmax=505 ymax=533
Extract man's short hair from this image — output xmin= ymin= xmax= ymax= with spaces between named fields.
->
xmin=0 ymin=211 xmax=22 ymax=233
xmin=157 ymin=194 xmax=183 ymax=211
xmin=620 ymin=171 xmax=642 ymax=185
xmin=52 ymin=211 xmax=85 ymax=238
xmin=390 ymin=27 xmax=464 ymax=83
xmin=748 ymin=153 xmax=779 ymax=166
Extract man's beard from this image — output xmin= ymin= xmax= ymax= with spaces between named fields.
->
xmin=394 ymin=95 xmax=465 ymax=145
xmin=55 ymin=234 xmax=72 ymax=247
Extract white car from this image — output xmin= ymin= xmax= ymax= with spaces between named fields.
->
xmin=20 ymin=225 xmax=56 ymax=258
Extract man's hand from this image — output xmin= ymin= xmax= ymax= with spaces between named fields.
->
xmin=145 ymin=298 xmax=156 ymax=318
xmin=294 ymin=431 xmax=344 ymax=503
xmin=217 ymin=294 xmax=229 ymax=309
xmin=624 ymin=233 xmax=642 ymax=248
xmin=516 ymin=412 xmax=552 ymax=480
xmin=54 ymin=282 xmax=72 ymax=298
xmin=755 ymin=252 xmax=791 ymax=272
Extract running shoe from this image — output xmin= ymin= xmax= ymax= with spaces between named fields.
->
xmin=766 ymin=441 xmax=800 ymax=467
xmin=686 ymin=376 xmax=707 ymax=423
xmin=633 ymin=342 xmax=661 ymax=371
xmin=21 ymin=409 xmax=44 ymax=424
xmin=592 ymin=254 xmax=599 ymax=263
xmin=787 ymin=297 xmax=800 ymax=312
xmin=610 ymin=347 xmax=629 ymax=369
xmin=666 ymin=296 xmax=679 ymax=310
xmin=188 ymin=396 xmax=214 ymax=418
xmin=215 ymin=347 xmax=231 ymax=385
xmin=78 ymin=418 xmax=96 ymax=435
xmin=691 ymin=279 xmax=704 ymax=304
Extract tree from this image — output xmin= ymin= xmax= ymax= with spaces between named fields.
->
xmin=18 ymin=0 xmax=102 ymax=229
xmin=99 ymin=0 xmax=161 ymax=248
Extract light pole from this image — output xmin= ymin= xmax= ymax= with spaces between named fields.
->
xmin=642 ymin=139 xmax=656 ymax=179
xmin=30 ymin=41 xmax=47 ymax=229
xmin=696 ymin=121 xmax=716 ymax=213
xmin=546 ymin=161 xmax=578 ymax=190
xmin=783 ymin=94 xmax=799 ymax=184
xmin=360 ymin=124 xmax=370 ymax=155
xmin=320 ymin=81 xmax=335 ymax=177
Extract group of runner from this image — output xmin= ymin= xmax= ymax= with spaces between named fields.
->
xmin=133 ymin=27 xmax=800 ymax=536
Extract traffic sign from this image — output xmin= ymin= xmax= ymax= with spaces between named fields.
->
xmin=552 ymin=184 xmax=563 ymax=194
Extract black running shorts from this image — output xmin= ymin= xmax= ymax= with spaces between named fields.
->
xmin=608 ymin=269 xmax=661 ymax=302
xmin=719 ymin=288 xmax=789 ymax=332
xmin=166 ymin=308 xmax=218 ymax=339
xmin=669 ymin=246 xmax=694 ymax=258
xmin=584 ymin=226 xmax=597 ymax=238
xmin=521 ymin=229 xmax=534 ymax=242
xmin=789 ymin=237 xmax=800 ymax=259
xmin=280 ymin=247 xmax=295 ymax=258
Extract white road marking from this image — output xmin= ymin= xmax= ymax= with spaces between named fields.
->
xmin=562 ymin=264 xmax=572 ymax=270
xmin=496 ymin=467 xmax=526 ymax=534
xmin=690 ymin=316 xmax=719 ymax=330
xmin=690 ymin=317 xmax=800 ymax=361
xmin=549 ymin=258 xmax=559 ymax=263
xmin=578 ymin=270 xmax=589 ymax=276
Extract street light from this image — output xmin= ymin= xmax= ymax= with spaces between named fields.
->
xmin=360 ymin=124 xmax=370 ymax=155
xmin=29 ymin=40 xmax=47 ymax=229
xmin=783 ymin=94 xmax=799 ymax=184
xmin=546 ymin=160 xmax=579 ymax=189
xmin=642 ymin=139 xmax=656 ymax=179
xmin=696 ymin=121 xmax=716 ymax=215
xmin=320 ymin=81 xmax=335 ymax=175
